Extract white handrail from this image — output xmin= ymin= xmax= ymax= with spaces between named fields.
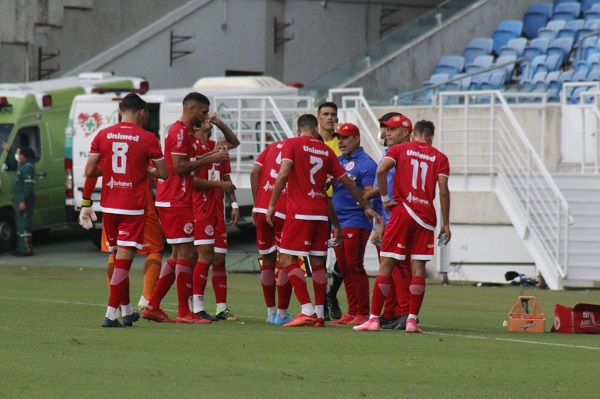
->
xmin=439 ymin=90 xmax=569 ymax=279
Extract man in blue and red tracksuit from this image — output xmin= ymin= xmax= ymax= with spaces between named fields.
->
xmin=329 ymin=123 xmax=377 ymax=327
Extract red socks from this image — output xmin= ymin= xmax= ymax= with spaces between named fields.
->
xmin=212 ymin=263 xmax=227 ymax=304
xmin=409 ymin=276 xmax=426 ymax=316
xmin=311 ymin=264 xmax=327 ymax=307
xmin=261 ymin=265 xmax=276 ymax=308
xmin=370 ymin=275 xmax=393 ymax=317
xmin=285 ymin=260 xmax=311 ymax=305
xmin=148 ymin=258 xmax=175 ymax=309
xmin=108 ymin=258 xmax=132 ymax=308
xmin=175 ymin=260 xmax=193 ymax=315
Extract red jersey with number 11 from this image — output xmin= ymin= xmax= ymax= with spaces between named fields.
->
xmin=384 ymin=140 xmax=449 ymax=230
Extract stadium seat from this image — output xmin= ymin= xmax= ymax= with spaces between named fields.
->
xmin=587 ymin=69 xmax=600 ymax=80
xmin=584 ymin=10 xmax=600 ymax=21
xmin=463 ymin=47 xmax=488 ymax=67
xmin=558 ymin=19 xmax=585 ymax=40
xmin=465 ymin=55 xmax=494 ymax=73
xmin=523 ymin=9 xmax=551 ymax=39
xmin=584 ymin=18 xmax=600 ymax=29
xmin=463 ymin=38 xmax=494 ymax=65
xmin=551 ymin=3 xmax=581 ymax=21
xmin=499 ymin=37 xmax=528 ymax=57
xmin=580 ymin=35 xmax=600 ymax=59
xmin=553 ymin=0 xmax=578 ymax=6
xmin=582 ymin=0 xmax=600 ymax=14
xmin=496 ymin=54 xmax=518 ymax=78
xmin=537 ymin=19 xmax=566 ymax=39
xmin=489 ymin=71 xmax=508 ymax=89
xmin=523 ymin=38 xmax=551 ymax=62
xmin=468 ymin=72 xmax=492 ymax=91
xmin=546 ymin=37 xmax=575 ymax=65
xmin=433 ymin=55 xmax=465 ymax=77
xmin=492 ymin=20 xmax=524 ymax=54
xmin=573 ymin=69 xmax=589 ymax=81
xmin=427 ymin=73 xmax=451 ymax=87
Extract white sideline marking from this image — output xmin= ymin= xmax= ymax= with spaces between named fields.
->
xmin=429 ymin=331 xmax=600 ymax=350
xmin=3 ymin=295 xmax=599 ymax=346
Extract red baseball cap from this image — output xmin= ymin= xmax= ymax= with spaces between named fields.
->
xmin=333 ymin=123 xmax=360 ymax=137
xmin=381 ymin=115 xmax=412 ymax=132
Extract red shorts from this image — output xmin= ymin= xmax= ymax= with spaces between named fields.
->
xmin=214 ymin=211 xmax=228 ymax=253
xmin=279 ymin=218 xmax=329 ymax=257
xmin=255 ymin=212 xmax=284 ymax=255
xmin=380 ymin=206 xmax=434 ymax=261
xmin=157 ymin=206 xmax=194 ymax=244
xmin=100 ymin=207 xmax=164 ymax=254
xmin=102 ymin=213 xmax=146 ymax=251
xmin=194 ymin=212 xmax=218 ymax=246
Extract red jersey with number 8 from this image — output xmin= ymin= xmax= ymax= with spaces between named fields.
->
xmin=384 ymin=141 xmax=449 ymax=229
xmin=89 ymin=122 xmax=164 ymax=215
xmin=281 ymin=135 xmax=345 ymax=221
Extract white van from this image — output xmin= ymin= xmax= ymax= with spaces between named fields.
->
xmin=65 ymin=76 xmax=311 ymax=245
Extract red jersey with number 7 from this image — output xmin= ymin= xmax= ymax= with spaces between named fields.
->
xmin=384 ymin=141 xmax=449 ymax=230
xmin=281 ymin=135 xmax=346 ymax=221
xmin=89 ymin=122 xmax=164 ymax=215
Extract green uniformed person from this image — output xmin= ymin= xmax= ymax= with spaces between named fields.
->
xmin=2 ymin=143 xmax=35 ymax=256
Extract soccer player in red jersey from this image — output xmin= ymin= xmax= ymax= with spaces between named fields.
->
xmin=190 ymin=114 xmax=239 ymax=322
xmin=82 ymin=93 xmax=169 ymax=328
xmin=251 ymin=141 xmax=293 ymax=325
xmin=266 ymin=114 xmax=380 ymax=327
xmin=365 ymin=113 xmax=414 ymax=330
xmin=142 ymin=92 xmax=229 ymax=324
xmin=354 ymin=120 xmax=451 ymax=333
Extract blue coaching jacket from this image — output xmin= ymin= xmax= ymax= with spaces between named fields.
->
xmin=332 ymin=147 xmax=377 ymax=230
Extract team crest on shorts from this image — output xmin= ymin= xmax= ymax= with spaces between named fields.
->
xmin=205 ymin=225 xmax=215 ymax=236
xmin=345 ymin=161 xmax=355 ymax=171
xmin=184 ymin=222 xmax=194 ymax=235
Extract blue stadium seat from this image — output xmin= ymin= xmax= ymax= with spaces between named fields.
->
xmin=523 ymin=10 xmax=551 ymax=39
xmin=468 ymin=72 xmax=492 ymax=91
xmin=427 ymin=73 xmax=451 ymax=87
xmin=529 ymin=3 xmax=554 ymax=16
xmin=587 ymin=69 xmax=600 ymax=80
xmin=432 ymin=55 xmax=465 ymax=77
xmin=554 ymin=0 xmax=578 ymax=6
xmin=463 ymin=38 xmax=494 ymax=65
xmin=492 ymin=20 xmax=523 ymax=54
xmin=558 ymin=19 xmax=585 ymax=40
xmin=547 ymin=37 xmax=575 ymax=65
xmin=573 ymin=69 xmax=589 ymax=81
xmin=584 ymin=18 xmax=600 ymax=29
xmin=584 ymin=10 xmax=600 ymax=21
xmin=530 ymin=55 xmax=549 ymax=78
xmin=523 ymin=38 xmax=551 ymax=62
xmin=463 ymin=47 xmax=487 ymax=66
xmin=489 ymin=71 xmax=508 ymax=89
xmin=538 ymin=19 xmax=566 ymax=39
xmin=496 ymin=54 xmax=518 ymax=78
xmin=465 ymin=55 xmax=494 ymax=73
xmin=551 ymin=3 xmax=581 ymax=21
xmin=582 ymin=0 xmax=600 ymax=14
xmin=580 ymin=35 xmax=600 ymax=59
xmin=499 ymin=37 xmax=527 ymax=57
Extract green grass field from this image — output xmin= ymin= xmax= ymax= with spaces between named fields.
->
xmin=1 ymin=264 xmax=599 ymax=398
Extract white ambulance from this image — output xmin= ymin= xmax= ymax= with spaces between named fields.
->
xmin=65 ymin=76 xmax=309 ymax=245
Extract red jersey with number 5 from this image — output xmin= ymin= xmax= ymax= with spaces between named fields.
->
xmin=254 ymin=141 xmax=286 ymax=214
xmin=384 ymin=141 xmax=449 ymax=230
xmin=281 ymin=135 xmax=345 ymax=221
xmin=89 ymin=122 xmax=164 ymax=215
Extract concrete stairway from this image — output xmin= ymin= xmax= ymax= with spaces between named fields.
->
xmin=553 ymin=173 xmax=600 ymax=287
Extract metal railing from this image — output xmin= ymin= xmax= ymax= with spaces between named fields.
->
xmin=561 ymin=82 xmax=600 ymax=173
xmin=213 ymin=95 xmax=313 ymax=172
xmin=327 ymin=88 xmax=383 ymax=160
xmin=439 ymin=90 xmax=569 ymax=280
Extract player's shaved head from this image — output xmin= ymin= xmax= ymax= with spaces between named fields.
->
xmin=183 ymin=92 xmax=210 ymax=107
xmin=119 ymin=93 xmax=147 ymax=113
xmin=297 ymin=114 xmax=319 ymax=131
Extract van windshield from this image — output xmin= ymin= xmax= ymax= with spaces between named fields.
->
xmin=0 ymin=124 xmax=13 ymax=151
